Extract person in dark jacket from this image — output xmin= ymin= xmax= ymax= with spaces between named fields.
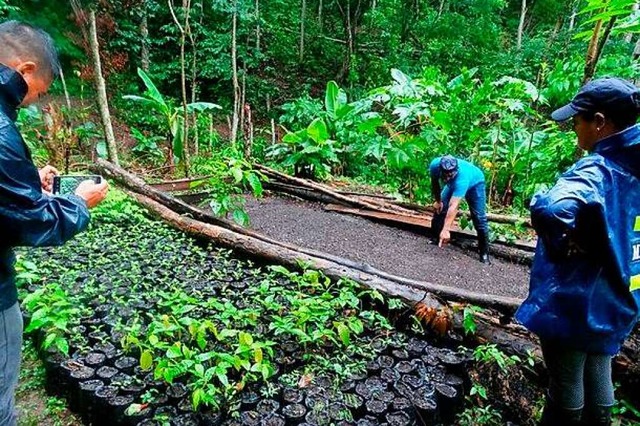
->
xmin=515 ymin=77 xmax=640 ymax=426
xmin=429 ymin=155 xmax=490 ymax=263
xmin=0 ymin=21 xmax=108 ymax=425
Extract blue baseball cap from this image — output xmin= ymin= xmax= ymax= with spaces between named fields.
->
xmin=551 ymin=77 xmax=640 ymax=122
xmin=440 ymin=155 xmax=458 ymax=172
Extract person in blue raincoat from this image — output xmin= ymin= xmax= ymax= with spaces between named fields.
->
xmin=516 ymin=77 xmax=640 ymax=426
xmin=0 ymin=21 xmax=108 ymax=424
xmin=429 ymin=155 xmax=490 ymax=263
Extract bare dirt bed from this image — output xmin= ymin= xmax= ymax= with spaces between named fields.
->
xmin=244 ymin=194 xmax=531 ymax=300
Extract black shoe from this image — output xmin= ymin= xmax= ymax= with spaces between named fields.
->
xmin=480 ymin=253 xmax=491 ymax=264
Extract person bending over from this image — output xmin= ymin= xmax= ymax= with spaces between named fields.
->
xmin=429 ymin=155 xmax=490 ymax=263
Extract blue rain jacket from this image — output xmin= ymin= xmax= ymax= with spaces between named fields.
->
xmin=516 ymin=124 xmax=640 ymax=355
xmin=0 ymin=64 xmax=90 ymax=311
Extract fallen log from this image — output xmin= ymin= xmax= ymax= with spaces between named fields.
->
xmin=396 ymin=201 xmax=533 ymax=228
xmin=148 ymin=175 xmax=213 ymax=192
xmin=255 ymin=164 xmax=416 ymax=215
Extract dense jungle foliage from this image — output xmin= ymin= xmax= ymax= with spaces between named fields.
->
xmin=4 ymin=0 xmax=640 ymax=213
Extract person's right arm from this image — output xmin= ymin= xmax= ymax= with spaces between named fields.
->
xmin=0 ymin=124 xmax=106 ymax=247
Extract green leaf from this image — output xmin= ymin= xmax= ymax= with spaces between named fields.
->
xmin=325 ymin=81 xmax=340 ymax=118
xmin=336 ymin=323 xmax=351 ymax=346
xmin=232 ymin=209 xmax=250 ymax=227
xmin=55 ymin=338 xmax=69 ymax=356
xmin=95 ymin=141 xmax=108 ymax=159
xmin=254 ymin=347 xmax=263 ymax=364
xmin=391 ymin=68 xmax=411 ymax=86
xmin=239 ymin=332 xmax=254 ymax=347
xmin=140 ymin=350 xmax=154 ymax=370
xmin=247 ymin=173 xmax=263 ymax=198
xmin=184 ymin=102 xmax=222 ymax=113
xmin=172 ymin=118 xmax=185 ymax=162
xmin=307 ymin=118 xmax=329 ymax=143
xmin=136 ymin=68 xmax=169 ymax=115
xmin=231 ymin=167 xmax=244 ymax=183
xmin=192 ymin=388 xmax=205 ymax=409
xmin=167 ymin=344 xmax=183 ymax=359
xmin=357 ymin=116 xmax=384 ymax=134
xmin=42 ymin=333 xmax=57 ymax=350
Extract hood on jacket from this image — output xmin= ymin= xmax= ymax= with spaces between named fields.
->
xmin=0 ymin=63 xmax=28 ymax=122
xmin=594 ymin=124 xmax=640 ymax=178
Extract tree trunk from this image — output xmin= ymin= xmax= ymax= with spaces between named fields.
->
xmin=88 ymin=9 xmax=120 ymax=166
xmin=625 ymin=2 xmax=639 ymax=43
xmin=437 ymin=0 xmax=446 ymax=18
xmin=168 ymin=0 xmax=191 ymax=175
xmin=318 ymin=0 xmax=323 ymax=28
xmin=267 ymin=94 xmax=276 ymax=145
xmin=569 ymin=0 xmax=577 ymax=30
xmin=299 ymin=0 xmax=306 ymax=63
xmin=230 ymin=0 xmax=240 ymax=148
xmin=140 ymin=2 xmax=150 ymax=71
xmin=255 ymin=0 xmax=261 ymax=51
xmin=583 ymin=17 xmax=604 ymax=83
xmin=517 ymin=0 xmax=526 ymax=50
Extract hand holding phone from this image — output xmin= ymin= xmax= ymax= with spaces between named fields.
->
xmin=52 ymin=175 xmax=109 ymax=209
xmin=75 ymin=179 xmax=109 ymax=209
xmin=39 ymin=165 xmax=59 ymax=193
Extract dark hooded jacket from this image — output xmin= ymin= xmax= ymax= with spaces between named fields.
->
xmin=516 ymin=124 xmax=640 ymax=355
xmin=0 ymin=63 xmax=90 ymax=310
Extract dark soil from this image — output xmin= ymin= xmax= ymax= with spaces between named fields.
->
xmin=244 ymin=195 xmax=531 ymax=299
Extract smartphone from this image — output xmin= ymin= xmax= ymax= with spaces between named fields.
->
xmin=52 ymin=175 xmax=103 ymax=195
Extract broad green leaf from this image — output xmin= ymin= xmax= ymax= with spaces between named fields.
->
xmin=307 ymin=118 xmax=329 ymax=143
xmin=391 ymin=68 xmax=411 ymax=86
xmin=42 ymin=333 xmax=57 ymax=349
xmin=336 ymin=323 xmax=350 ymax=346
xmin=325 ymin=81 xmax=340 ymax=118
xmin=192 ymin=388 xmax=204 ymax=410
xmin=247 ymin=173 xmax=263 ymax=197
xmin=184 ymin=102 xmax=222 ymax=113
xmin=167 ymin=343 xmax=182 ymax=359
xmin=239 ymin=332 xmax=254 ymax=347
xmin=55 ymin=338 xmax=69 ymax=356
xmin=254 ymin=347 xmax=263 ymax=364
xmin=136 ymin=68 xmax=169 ymax=114
xmin=140 ymin=350 xmax=154 ymax=370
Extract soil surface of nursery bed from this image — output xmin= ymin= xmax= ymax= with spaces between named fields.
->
xmin=243 ymin=195 xmax=531 ymax=299
xmin=18 ymin=192 xmax=488 ymax=425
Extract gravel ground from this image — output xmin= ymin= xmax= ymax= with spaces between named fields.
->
xmin=244 ymin=194 xmax=531 ymax=300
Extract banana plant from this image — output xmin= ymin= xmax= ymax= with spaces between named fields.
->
xmin=123 ymin=68 xmax=221 ymax=165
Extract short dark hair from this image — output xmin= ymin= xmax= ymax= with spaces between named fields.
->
xmin=579 ymin=107 xmax=639 ymax=130
xmin=0 ymin=20 xmax=60 ymax=81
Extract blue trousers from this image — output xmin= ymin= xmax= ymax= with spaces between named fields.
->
xmin=432 ymin=182 xmax=489 ymax=245
xmin=0 ymin=302 xmax=21 ymax=426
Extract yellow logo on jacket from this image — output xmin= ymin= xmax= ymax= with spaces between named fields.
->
xmin=631 ymin=216 xmax=640 ymax=291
